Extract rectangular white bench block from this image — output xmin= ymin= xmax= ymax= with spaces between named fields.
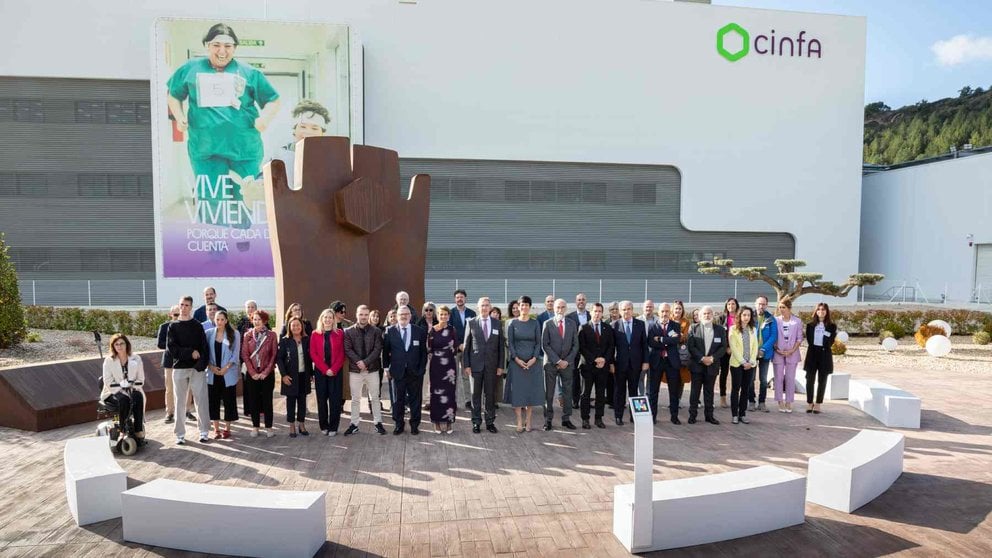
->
xmin=795 ymin=372 xmax=850 ymax=400
xmin=122 ymin=479 xmax=325 ymax=558
xmin=64 ymin=437 xmax=127 ymax=526
xmin=614 ymin=465 xmax=806 ymax=552
xmin=849 ymin=379 xmax=921 ymax=428
xmin=807 ymin=429 xmax=904 ymax=513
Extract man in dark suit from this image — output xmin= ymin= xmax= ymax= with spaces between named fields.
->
xmin=449 ymin=288 xmax=477 ymax=411
xmin=463 ymin=297 xmax=505 ymax=433
xmin=537 ymin=295 xmax=555 ymax=329
xmin=578 ymin=302 xmax=615 ymax=429
xmin=565 ymin=293 xmax=591 ymax=409
xmin=383 ymin=306 xmax=428 ymax=435
xmin=542 ymin=298 xmax=580 ymax=431
xmin=611 ymin=300 xmax=649 ymax=425
xmin=687 ymin=305 xmax=728 ymax=425
xmin=192 ymin=285 xmax=227 ymax=323
xmin=647 ymin=303 xmax=683 ymax=425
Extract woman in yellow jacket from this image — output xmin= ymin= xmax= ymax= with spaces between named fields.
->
xmin=728 ymin=306 xmax=759 ymax=424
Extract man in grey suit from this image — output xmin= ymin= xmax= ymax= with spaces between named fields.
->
xmin=565 ymin=293 xmax=591 ymax=408
xmin=463 ymin=297 xmax=505 ymax=433
xmin=542 ymin=298 xmax=580 ymax=431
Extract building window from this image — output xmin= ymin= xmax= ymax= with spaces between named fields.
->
xmin=633 ymin=183 xmax=657 ymax=204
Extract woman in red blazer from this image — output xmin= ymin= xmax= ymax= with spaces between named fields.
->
xmin=241 ymin=309 xmax=278 ymax=437
xmin=309 ymin=308 xmax=346 ymax=435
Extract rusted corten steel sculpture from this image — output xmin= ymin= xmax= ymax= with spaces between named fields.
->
xmin=262 ymin=137 xmax=430 ymax=330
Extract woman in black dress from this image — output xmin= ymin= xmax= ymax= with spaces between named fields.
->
xmin=427 ymin=305 xmax=459 ymax=433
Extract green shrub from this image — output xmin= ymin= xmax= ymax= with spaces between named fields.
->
xmin=25 ymin=331 xmax=42 ymax=343
xmin=0 ymin=234 xmax=28 ymax=349
xmin=831 ymin=340 xmax=847 ymax=355
xmin=24 ymin=306 xmax=170 ymax=338
xmin=879 ymin=330 xmax=895 ymax=342
xmin=973 ymin=331 xmax=991 ymax=345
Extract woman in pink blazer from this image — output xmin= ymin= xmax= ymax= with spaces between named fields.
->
xmin=241 ymin=309 xmax=278 ymax=437
xmin=772 ymin=299 xmax=804 ymax=413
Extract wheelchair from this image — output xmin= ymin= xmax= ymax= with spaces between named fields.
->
xmin=96 ymin=375 xmax=145 ymax=456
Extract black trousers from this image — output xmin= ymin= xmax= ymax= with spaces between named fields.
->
xmin=315 ymin=372 xmax=343 ymax=432
xmin=242 ymin=372 xmax=253 ymax=417
xmin=244 ymin=373 xmax=274 ymax=428
xmin=730 ymin=366 xmax=755 ymax=418
xmin=580 ymin=365 xmax=609 ymax=420
xmin=806 ymin=366 xmax=830 ymax=404
xmin=571 ymin=366 xmax=583 ymax=407
xmin=646 ymin=365 xmax=664 ymax=421
xmin=472 ymin=370 xmax=498 ymax=425
xmin=689 ymin=371 xmax=717 ymax=420
xmin=660 ymin=365 xmax=682 ymax=419
xmin=613 ymin=367 xmax=641 ymax=419
xmin=208 ymin=375 xmax=238 ymax=422
xmin=719 ymin=354 xmax=731 ymax=397
xmin=392 ymin=373 xmax=424 ymax=427
xmin=108 ymin=391 xmax=144 ymax=433
xmin=286 ymin=395 xmax=307 ymax=423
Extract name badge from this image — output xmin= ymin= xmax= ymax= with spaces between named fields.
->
xmin=669 ymin=331 xmax=679 ymax=338
xmin=491 ymin=330 xmax=498 ymax=336
xmin=714 ymin=337 xmax=722 ymax=343
xmin=412 ymin=340 xmax=420 ymax=346
xmin=824 ymin=332 xmax=831 ymax=337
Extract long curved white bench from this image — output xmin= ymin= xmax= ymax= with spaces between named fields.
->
xmin=122 ymin=479 xmax=325 ymax=558
xmin=614 ymin=465 xmax=806 ymax=551
xmin=806 ymin=429 xmax=904 ymax=512
xmin=848 ymin=379 xmax=920 ymax=428
xmin=64 ymin=437 xmax=127 ymax=526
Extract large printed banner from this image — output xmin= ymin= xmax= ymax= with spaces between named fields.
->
xmin=153 ymin=18 xmax=352 ymax=277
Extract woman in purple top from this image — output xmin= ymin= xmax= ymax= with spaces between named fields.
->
xmin=772 ymin=299 xmax=804 ymax=412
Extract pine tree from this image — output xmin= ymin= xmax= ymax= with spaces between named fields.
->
xmin=0 ymin=233 xmax=28 ymax=349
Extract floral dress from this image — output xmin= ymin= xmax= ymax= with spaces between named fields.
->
xmin=428 ymin=324 xmax=458 ymax=424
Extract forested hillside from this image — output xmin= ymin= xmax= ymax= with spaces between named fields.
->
xmin=864 ymin=86 xmax=992 ymax=165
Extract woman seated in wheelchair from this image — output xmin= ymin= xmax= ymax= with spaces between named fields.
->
xmin=101 ymin=333 xmax=146 ymax=445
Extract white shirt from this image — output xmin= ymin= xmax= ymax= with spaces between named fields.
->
xmin=814 ymin=322 xmax=825 ymax=347
xmin=577 ymin=311 xmax=589 ymax=325
xmin=401 ymin=325 xmax=411 ymax=351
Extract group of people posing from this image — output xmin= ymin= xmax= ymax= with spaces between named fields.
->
xmin=100 ymin=286 xmax=839 ymax=444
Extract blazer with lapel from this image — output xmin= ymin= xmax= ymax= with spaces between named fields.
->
xmin=611 ymin=318 xmax=649 ymax=372
xmin=542 ymin=316 xmax=580 ymax=368
xmin=565 ymin=309 xmax=591 ymax=327
xmin=687 ymin=323 xmax=728 ymax=375
xmin=578 ymin=321 xmax=615 ymax=371
xmin=463 ymin=316 xmax=505 ymax=372
xmin=448 ymin=306 xmax=477 ymax=347
xmin=647 ymin=320 xmax=682 ymax=370
xmin=382 ymin=323 xmax=428 ymax=380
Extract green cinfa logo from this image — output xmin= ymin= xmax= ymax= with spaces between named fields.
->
xmin=717 ymin=22 xmax=822 ymax=62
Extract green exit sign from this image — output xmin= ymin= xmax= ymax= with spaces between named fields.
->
xmin=248 ymin=62 xmax=266 ymax=69
xmin=241 ymin=39 xmax=265 ymax=47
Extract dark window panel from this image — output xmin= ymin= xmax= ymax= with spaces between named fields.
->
xmin=16 ymin=174 xmax=48 ymax=196
xmin=633 ymin=183 xmax=657 ymax=204
xmin=14 ymin=99 xmax=44 ymax=122
xmin=505 ymin=180 xmax=530 ymax=202
xmin=107 ymin=101 xmax=137 ymax=124
xmin=582 ymin=182 xmax=607 ymax=203
xmin=75 ymin=100 xmax=106 ymax=123
xmin=79 ymin=174 xmax=109 ymax=197
xmin=556 ymin=181 xmax=580 ymax=202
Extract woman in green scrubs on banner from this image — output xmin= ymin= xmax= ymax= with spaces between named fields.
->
xmin=166 ymin=23 xmax=281 ymax=228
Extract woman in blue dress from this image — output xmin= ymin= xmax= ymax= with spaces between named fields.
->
xmin=505 ymin=296 xmax=544 ymax=432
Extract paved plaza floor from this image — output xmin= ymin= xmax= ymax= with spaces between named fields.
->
xmin=0 ymin=362 xmax=990 ymax=557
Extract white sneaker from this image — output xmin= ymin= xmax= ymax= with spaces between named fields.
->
xmin=249 ymin=430 xmax=259 ymax=438
xmin=329 ymin=431 xmax=338 ymax=437
xmin=265 ymin=430 xmax=274 ymax=438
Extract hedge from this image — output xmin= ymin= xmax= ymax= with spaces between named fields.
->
xmin=0 ymin=233 xmax=28 ymax=349
xmin=21 ymin=305 xmax=992 ymax=339
xmin=23 ymin=307 xmax=268 ymax=338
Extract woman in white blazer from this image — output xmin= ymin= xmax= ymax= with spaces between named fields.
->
xmin=101 ymin=333 xmax=146 ymax=442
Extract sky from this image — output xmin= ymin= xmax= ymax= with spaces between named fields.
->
xmin=716 ymin=0 xmax=992 ymax=109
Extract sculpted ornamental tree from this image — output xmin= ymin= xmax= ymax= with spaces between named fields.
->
xmin=696 ymin=257 xmax=884 ymax=304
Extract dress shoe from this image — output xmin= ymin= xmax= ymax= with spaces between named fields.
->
xmin=670 ymin=417 xmax=681 ymax=425
xmin=543 ymin=421 xmax=553 ymax=431
xmin=164 ymin=414 xmax=175 ymax=424
xmin=486 ymin=423 xmax=498 ymax=433
xmin=472 ymin=424 xmax=482 ymax=434
xmin=186 ymin=412 xmax=197 ymax=422
xmin=706 ymin=417 xmax=720 ymax=425
xmin=688 ymin=417 xmax=697 ymax=424
xmin=562 ymin=421 xmax=576 ymax=430
xmin=595 ymin=419 xmax=606 ymax=428
xmin=615 ymin=417 xmax=624 ymax=426
xmin=465 ymin=402 xmax=473 ymax=411
xmin=344 ymin=424 xmax=360 ymax=436
xmin=748 ymin=402 xmax=756 ymax=412
xmin=393 ymin=425 xmax=404 ymax=435
xmin=375 ymin=423 xmax=387 ymax=435
xmin=411 ymin=425 xmax=420 ymax=435
xmin=581 ymin=420 xmax=591 ymax=429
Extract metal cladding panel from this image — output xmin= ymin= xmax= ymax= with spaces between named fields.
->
xmin=399 ymin=158 xmax=795 ymax=278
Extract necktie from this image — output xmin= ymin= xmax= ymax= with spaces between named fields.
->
xmin=625 ymin=321 xmax=632 ymax=343
xmin=483 ymin=319 xmax=489 ymax=340
xmin=401 ymin=327 xmax=407 ymax=350
xmin=594 ymin=323 xmax=600 ymax=342
xmin=558 ymin=320 xmax=564 ymax=337
xmin=661 ymin=322 xmax=668 ymax=358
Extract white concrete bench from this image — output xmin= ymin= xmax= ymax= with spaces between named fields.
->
xmin=806 ymin=429 xmax=904 ymax=513
xmin=848 ymin=379 xmax=920 ymax=428
xmin=795 ymin=371 xmax=850 ymax=399
xmin=613 ymin=465 xmax=805 ymax=551
xmin=63 ymin=437 xmax=127 ymax=526
xmin=122 ymin=479 xmax=325 ymax=558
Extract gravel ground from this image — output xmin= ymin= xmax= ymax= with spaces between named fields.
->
xmin=1 ymin=328 xmax=990 ymax=372
xmin=0 ymin=329 xmax=160 ymax=369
